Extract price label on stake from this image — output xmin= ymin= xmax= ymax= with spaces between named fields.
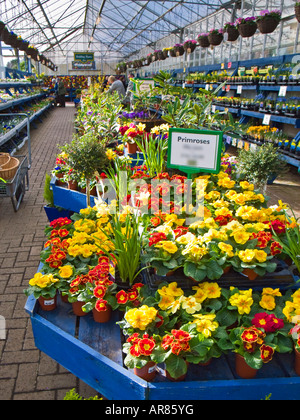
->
xmin=237 ymin=85 xmax=243 ymax=94
xmin=263 ymin=114 xmax=271 ymax=125
xmin=279 ymin=86 xmax=287 ymax=97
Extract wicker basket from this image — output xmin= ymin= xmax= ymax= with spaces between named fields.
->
xmin=238 ymin=22 xmax=257 ymax=38
xmin=226 ymin=26 xmax=240 ymax=42
xmin=198 ymin=36 xmax=210 ymax=48
xmin=296 ymin=5 xmax=300 ymax=23
xmin=0 ymin=153 xmax=11 ymax=169
xmin=208 ymin=32 xmax=224 ymax=46
xmin=257 ymin=17 xmax=280 ymax=34
xmin=0 ymin=157 xmax=20 ymax=181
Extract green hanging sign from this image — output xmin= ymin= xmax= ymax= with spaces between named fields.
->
xmin=167 ymin=127 xmax=223 ymax=178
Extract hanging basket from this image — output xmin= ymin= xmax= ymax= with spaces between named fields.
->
xmin=198 ymin=36 xmax=210 ymax=48
xmin=169 ymin=48 xmax=177 ymax=57
xmin=174 ymin=45 xmax=185 ymax=56
xmin=296 ymin=5 xmax=300 ymax=23
xmin=208 ymin=32 xmax=224 ymax=46
xmin=1 ymin=27 xmax=10 ymax=44
xmin=183 ymin=42 xmax=197 ymax=53
xmin=19 ymin=40 xmax=30 ymax=52
xmin=0 ymin=22 xmax=5 ymax=37
xmin=226 ymin=26 xmax=240 ymax=42
xmin=162 ymin=50 xmax=169 ymax=59
xmin=238 ymin=22 xmax=257 ymax=38
xmin=257 ymin=17 xmax=280 ymax=34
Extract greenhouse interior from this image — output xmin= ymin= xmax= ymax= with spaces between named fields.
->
xmin=0 ymin=0 xmax=300 ymax=402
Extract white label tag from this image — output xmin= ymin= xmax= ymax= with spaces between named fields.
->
xmin=44 ymin=299 xmax=55 ymax=306
xmin=278 ymin=86 xmax=287 ymax=97
xmin=237 ymin=85 xmax=243 ymax=94
xmin=263 ymin=114 xmax=271 ymax=125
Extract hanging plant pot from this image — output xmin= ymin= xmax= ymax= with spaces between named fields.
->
xmin=0 ymin=22 xmax=5 ymax=36
xmin=208 ymin=32 xmax=224 ymax=46
xmin=296 ymin=5 xmax=300 ymax=23
xmin=169 ymin=48 xmax=177 ymax=57
xmin=183 ymin=41 xmax=197 ymax=53
xmin=134 ymin=362 xmax=157 ymax=382
xmin=1 ymin=27 xmax=10 ymax=44
xmin=198 ymin=35 xmax=210 ymax=48
xmin=92 ymin=305 xmax=112 ymax=323
xmin=162 ymin=50 xmax=169 ymax=59
xmin=174 ymin=44 xmax=184 ymax=56
xmin=19 ymin=40 xmax=30 ymax=52
xmin=38 ymin=295 xmax=57 ymax=311
xmin=257 ymin=17 xmax=280 ymax=34
xmin=238 ymin=22 xmax=257 ymax=38
xmin=226 ymin=26 xmax=240 ymax=42
xmin=235 ymin=353 xmax=258 ymax=379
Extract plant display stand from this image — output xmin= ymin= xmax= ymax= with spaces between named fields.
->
xmin=25 ymin=268 xmax=300 ymax=400
xmin=0 ymin=155 xmax=29 ymax=211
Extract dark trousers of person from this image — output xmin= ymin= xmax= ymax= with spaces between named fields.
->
xmin=57 ymin=94 xmax=66 ymax=107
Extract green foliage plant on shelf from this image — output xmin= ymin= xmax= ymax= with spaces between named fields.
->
xmin=236 ymin=143 xmax=288 ymax=194
xmin=131 ymin=78 xmax=160 ymax=118
xmin=60 ymin=133 xmax=110 ymax=207
xmin=271 ymin=207 xmax=300 ymax=275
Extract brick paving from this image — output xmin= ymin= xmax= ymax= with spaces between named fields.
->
xmin=0 ymin=106 xmax=299 ymax=400
xmin=0 ymin=103 xmax=99 ymax=400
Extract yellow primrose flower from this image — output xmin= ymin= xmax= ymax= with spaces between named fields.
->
xmin=239 ymin=181 xmax=255 ymax=191
xmin=217 ymin=177 xmax=235 ymax=189
xmin=292 ymin=290 xmax=300 ymax=305
xmin=238 ymin=249 xmax=256 ymax=263
xmin=154 ymin=240 xmax=178 ymax=254
xmin=158 ymin=282 xmax=184 ymax=298
xmin=168 ymin=296 xmax=184 ymax=314
xmin=125 ymin=305 xmax=157 ymax=330
xmin=259 ymin=294 xmax=276 ymax=311
xmin=74 ymin=219 xmax=96 ymax=234
xmin=283 ymin=301 xmax=300 ymax=323
xmin=229 ymin=290 xmax=253 ymax=315
xmin=106 ymin=149 xmax=117 ymax=161
xmin=158 ymin=294 xmax=176 ymax=311
xmin=192 ymin=314 xmax=219 ymax=337
xmin=255 ymin=249 xmax=267 ymax=263
xmin=233 ymin=230 xmax=251 ymax=245
xmin=181 ymin=296 xmax=202 ymax=314
xmin=58 ymin=265 xmax=73 ymax=279
xmin=176 ymin=232 xmax=197 ymax=245
xmin=205 ymin=190 xmax=221 ymax=201
xmin=201 ymin=282 xmax=221 ymax=299
xmin=218 ymin=242 xmax=234 ymax=258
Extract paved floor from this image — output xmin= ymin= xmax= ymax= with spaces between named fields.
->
xmin=0 ymin=104 xmax=98 ymax=400
xmin=0 ymin=107 xmax=299 ymax=400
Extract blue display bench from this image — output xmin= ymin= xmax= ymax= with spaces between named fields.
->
xmin=25 ymin=288 xmax=300 ymax=400
xmin=50 ymin=177 xmax=97 ymax=213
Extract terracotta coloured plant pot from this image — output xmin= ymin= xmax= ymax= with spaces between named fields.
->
xmin=294 ymin=348 xmax=300 ymax=376
xmin=92 ymin=306 xmax=112 ymax=323
xmin=127 ymin=142 xmax=137 ymax=154
xmin=198 ymin=358 xmax=212 ymax=366
xmin=134 ymin=361 xmax=157 ymax=382
xmin=38 ymin=295 xmax=57 ymax=311
xmin=242 ymin=268 xmax=258 ymax=281
xmin=72 ymin=301 xmax=86 ymax=316
xmin=223 ymin=265 xmax=231 ymax=275
xmin=68 ymin=180 xmax=78 ymax=191
xmin=235 ymin=353 xmax=257 ymax=379
xmin=60 ymin=293 xmax=69 ymax=303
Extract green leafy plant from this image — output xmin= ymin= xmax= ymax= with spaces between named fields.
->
xmin=61 ymin=133 xmax=110 ymax=206
xmin=64 ymin=388 xmax=102 ymax=400
xmin=236 ymin=143 xmax=288 ymax=193
xmin=43 ymin=173 xmax=54 ymax=207
xmin=135 ymin=132 xmax=168 ymax=178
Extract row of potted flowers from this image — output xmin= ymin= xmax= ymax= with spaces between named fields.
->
xmin=117 ymin=10 xmax=282 ymax=72
xmin=25 ymin=241 xmax=300 ymax=382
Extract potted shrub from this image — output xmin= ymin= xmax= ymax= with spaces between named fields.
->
xmin=236 ymin=142 xmax=289 ymax=194
xmin=208 ymin=29 xmax=224 ymax=46
xmin=24 ymin=272 xmax=61 ymax=311
xmin=224 ymin=22 xmax=240 ymax=42
xmin=60 ymin=133 xmax=110 ymax=207
xmin=235 ymin=16 xmax=257 ymax=38
xmin=256 ymin=9 xmax=282 ymax=34
xmin=197 ymin=33 xmax=210 ymax=48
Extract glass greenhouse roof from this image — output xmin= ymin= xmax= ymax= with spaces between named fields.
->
xmin=0 ymin=0 xmax=242 ymax=63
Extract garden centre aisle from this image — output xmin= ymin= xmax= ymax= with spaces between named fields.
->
xmin=0 ymin=103 xmax=98 ymax=400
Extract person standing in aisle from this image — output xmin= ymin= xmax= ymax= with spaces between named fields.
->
xmin=107 ymin=75 xmax=125 ymax=99
xmin=123 ymin=72 xmax=135 ymax=109
xmin=57 ymin=79 xmax=67 ymax=107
